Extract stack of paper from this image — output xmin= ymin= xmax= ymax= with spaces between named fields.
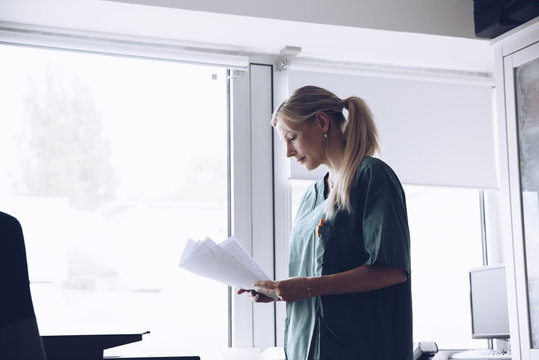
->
xmin=179 ymin=236 xmax=279 ymax=300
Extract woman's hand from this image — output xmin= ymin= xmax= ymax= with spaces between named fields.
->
xmin=238 ymin=265 xmax=408 ymax=303
xmin=236 ymin=288 xmax=277 ymax=303
xmin=253 ymin=277 xmax=311 ymax=302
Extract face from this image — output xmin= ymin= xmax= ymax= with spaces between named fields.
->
xmin=276 ymin=116 xmax=328 ymax=171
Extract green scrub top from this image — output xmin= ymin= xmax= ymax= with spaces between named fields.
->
xmin=284 ymin=157 xmax=412 ymax=360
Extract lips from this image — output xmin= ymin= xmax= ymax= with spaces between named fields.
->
xmin=297 ymin=157 xmax=306 ymax=164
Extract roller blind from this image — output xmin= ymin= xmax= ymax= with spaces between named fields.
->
xmin=286 ymin=69 xmax=497 ymax=189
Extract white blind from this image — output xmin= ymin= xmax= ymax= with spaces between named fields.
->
xmin=287 ymin=69 xmax=497 ymax=189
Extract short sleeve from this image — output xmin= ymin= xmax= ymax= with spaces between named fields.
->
xmin=356 ymin=160 xmax=411 ymax=275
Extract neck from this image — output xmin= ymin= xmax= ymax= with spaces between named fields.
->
xmin=325 ymin=134 xmax=346 ymax=175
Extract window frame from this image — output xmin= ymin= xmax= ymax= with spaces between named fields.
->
xmin=0 ymin=24 xmax=277 ymax=351
xmin=496 ymin=22 xmax=539 ymax=359
xmin=230 ymin=63 xmax=277 ymax=348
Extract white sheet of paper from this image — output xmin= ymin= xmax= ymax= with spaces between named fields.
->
xmin=219 ymin=236 xmax=269 ymax=282
xmin=179 ymin=236 xmax=279 ymax=300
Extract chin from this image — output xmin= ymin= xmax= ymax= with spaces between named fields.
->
xmin=303 ymin=163 xmax=318 ymax=171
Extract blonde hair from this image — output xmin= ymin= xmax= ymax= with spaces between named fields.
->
xmin=272 ymin=85 xmax=379 ymax=218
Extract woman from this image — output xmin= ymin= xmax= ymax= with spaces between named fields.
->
xmin=238 ymin=85 xmax=412 ymax=360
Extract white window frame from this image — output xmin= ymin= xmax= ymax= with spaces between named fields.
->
xmin=494 ymin=18 xmax=539 ymax=360
xmin=230 ymin=62 xmax=277 ymax=348
xmin=0 ymin=23 xmax=279 ymax=350
xmin=270 ymin=68 xmax=292 ymax=346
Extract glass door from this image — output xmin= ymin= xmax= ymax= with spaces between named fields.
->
xmin=515 ymin=45 xmax=539 ymax=350
xmin=504 ymin=38 xmax=539 ymax=359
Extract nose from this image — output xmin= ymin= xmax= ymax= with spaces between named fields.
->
xmin=286 ymin=142 xmax=295 ymax=158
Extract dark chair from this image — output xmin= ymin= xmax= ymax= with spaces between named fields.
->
xmin=0 ymin=211 xmax=47 ymax=360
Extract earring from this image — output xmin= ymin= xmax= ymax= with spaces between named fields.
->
xmin=323 ymin=133 xmax=328 ymax=138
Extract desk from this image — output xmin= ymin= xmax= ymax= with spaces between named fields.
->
xmin=431 ymin=349 xmax=512 ymax=360
xmin=42 ymin=334 xmax=200 ymax=360
xmin=42 ymin=334 xmax=144 ymax=360
xmin=431 ymin=350 xmax=463 ymax=359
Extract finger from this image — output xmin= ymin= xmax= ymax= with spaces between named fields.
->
xmin=253 ymin=281 xmax=267 ymax=288
xmin=255 ymin=286 xmax=278 ymax=295
xmin=254 ymin=280 xmax=278 ymax=289
xmin=254 ymin=281 xmax=276 ymax=292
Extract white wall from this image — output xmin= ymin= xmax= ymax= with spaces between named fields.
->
xmin=0 ymin=0 xmax=494 ymax=72
xmin=108 ymin=0 xmax=477 ymax=38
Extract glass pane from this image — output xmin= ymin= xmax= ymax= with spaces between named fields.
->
xmin=290 ymin=179 xmax=484 ymax=349
xmin=515 ymin=56 xmax=539 ymax=348
xmin=0 ymin=44 xmax=229 ymax=358
xmin=405 ymin=185 xmax=484 ymax=349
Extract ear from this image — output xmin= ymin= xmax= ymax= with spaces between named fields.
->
xmin=315 ymin=112 xmax=330 ymax=133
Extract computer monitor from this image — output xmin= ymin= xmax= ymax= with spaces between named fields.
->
xmin=469 ymin=265 xmax=510 ymax=339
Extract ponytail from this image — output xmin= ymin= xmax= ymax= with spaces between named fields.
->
xmin=272 ymin=86 xmax=379 ymax=218
xmin=327 ymin=96 xmax=379 ymax=218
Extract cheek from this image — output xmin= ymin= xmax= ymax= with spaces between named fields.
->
xmin=307 ymin=140 xmax=323 ymax=156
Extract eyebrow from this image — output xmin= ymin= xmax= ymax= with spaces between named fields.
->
xmin=278 ymin=123 xmax=300 ymax=141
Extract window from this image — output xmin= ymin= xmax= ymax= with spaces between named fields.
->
xmin=405 ymin=185 xmax=484 ymax=349
xmin=275 ymin=64 xmax=496 ymax=349
xmin=0 ymin=43 xmax=232 ymax=358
